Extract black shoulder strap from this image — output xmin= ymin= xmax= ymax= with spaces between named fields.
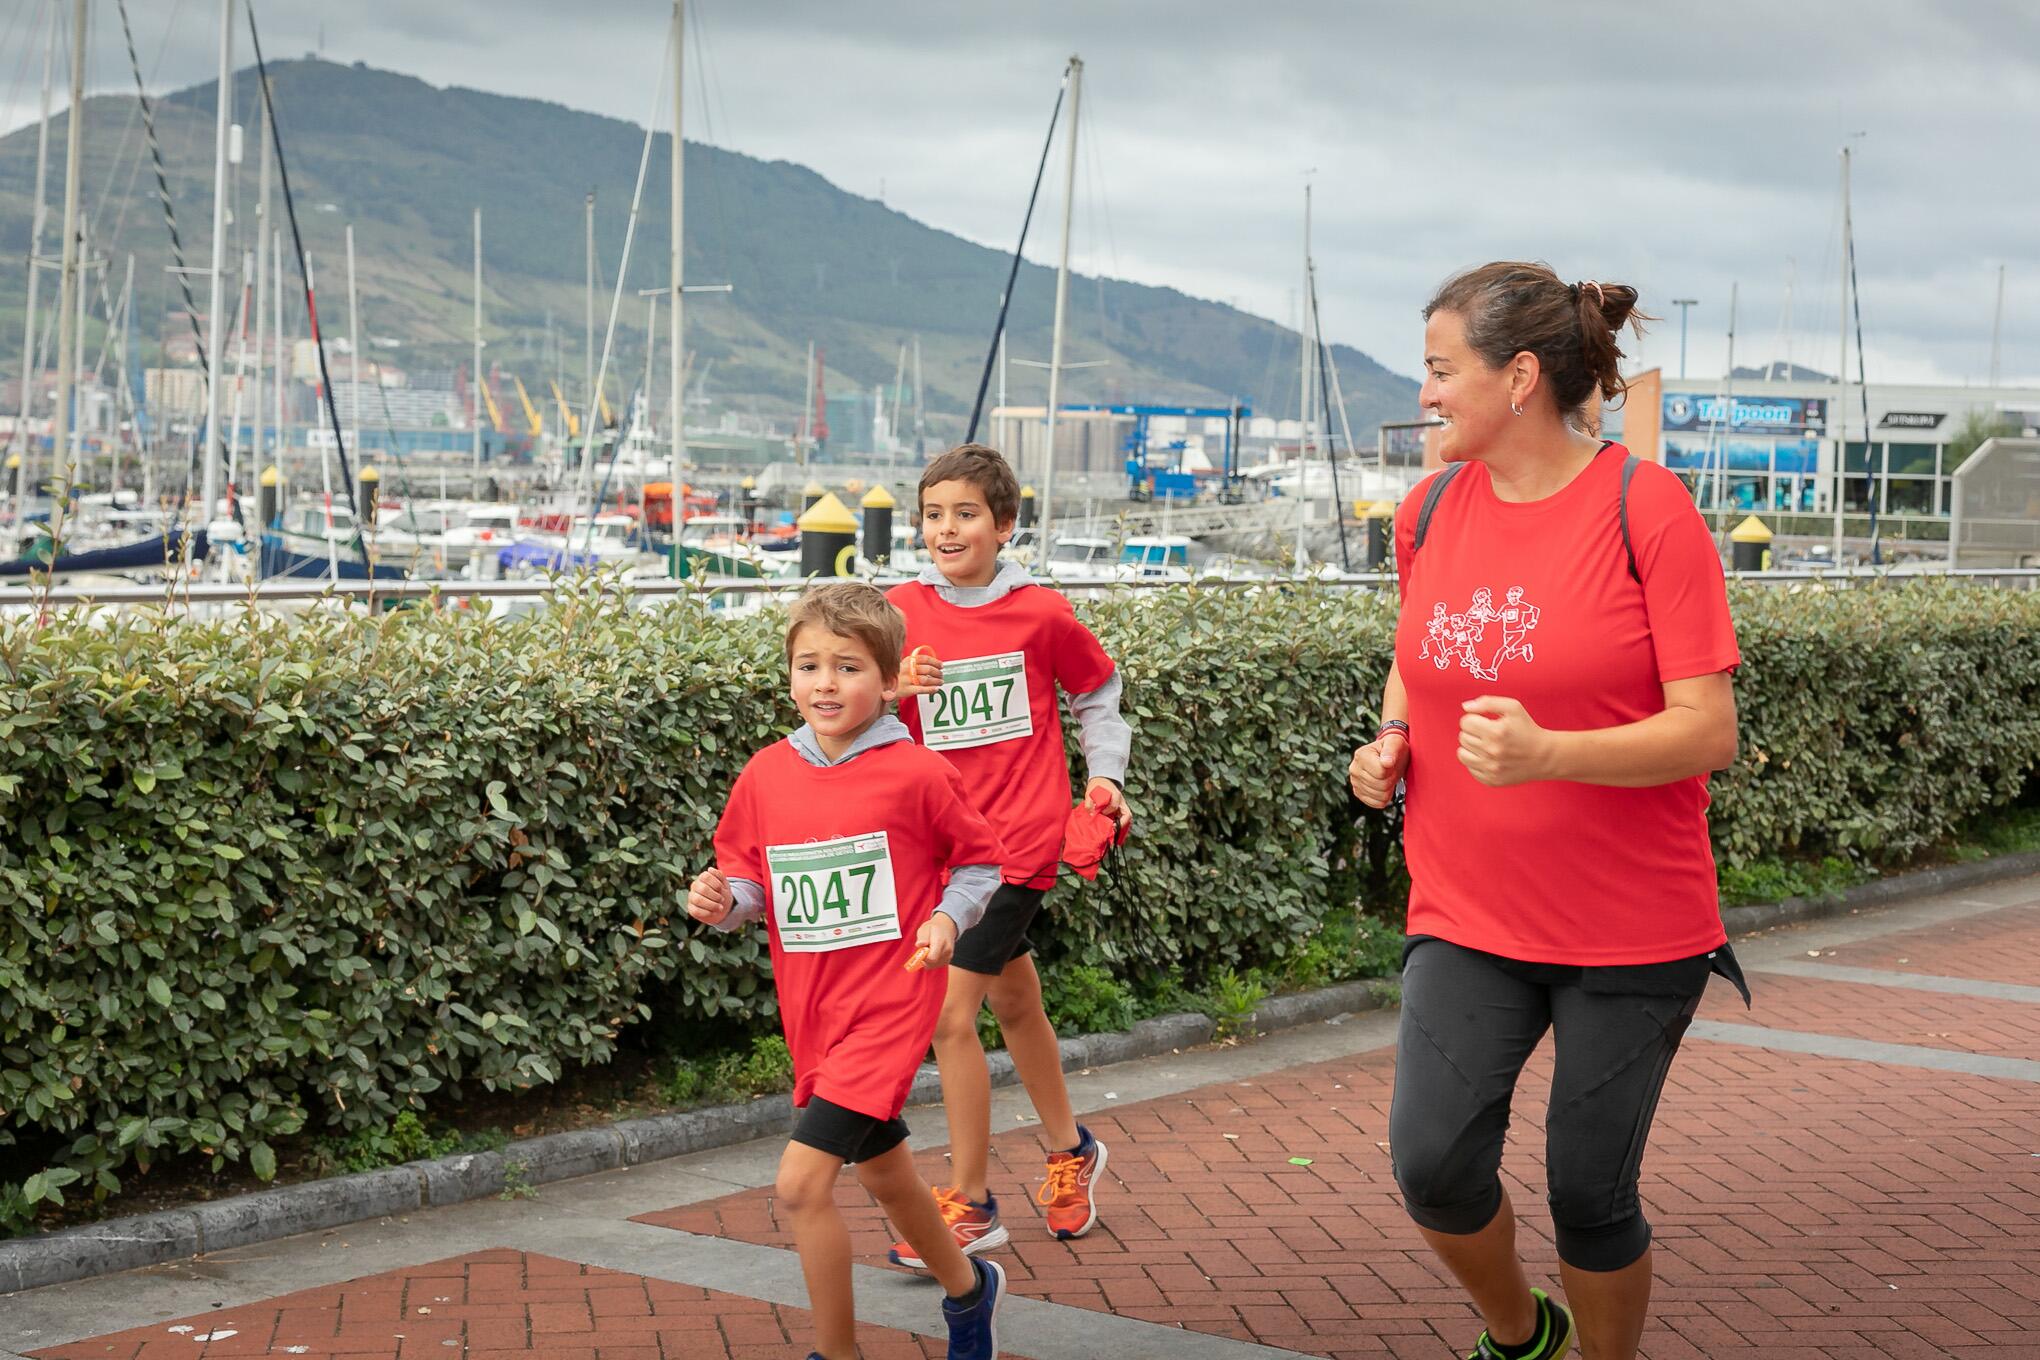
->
xmin=1410 ymin=462 xmax=1467 ymax=557
xmin=1618 ymin=453 xmax=1641 ymax=583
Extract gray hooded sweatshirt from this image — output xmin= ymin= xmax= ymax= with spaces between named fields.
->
xmin=713 ymin=714 xmax=1001 ymax=934
xmin=914 ymin=559 xmax=1132 ymax=786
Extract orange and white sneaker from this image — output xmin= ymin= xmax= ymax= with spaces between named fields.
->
xmin=887 ymin=1186 xmax=1008 ymax=1269
xmin=1037 ymin=1125 xmax=1107 ymax=1239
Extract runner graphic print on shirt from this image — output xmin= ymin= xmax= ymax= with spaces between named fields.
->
xmin=1424 ymin=586 xmax=1541 ymax=681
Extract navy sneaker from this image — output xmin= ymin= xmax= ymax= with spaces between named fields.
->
xmin=941 ymin=1255 xmax=1005 ymax=1360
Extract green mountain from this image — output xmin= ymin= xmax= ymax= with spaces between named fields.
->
xmin=0 ymin=58 xmax=1418 ymax=442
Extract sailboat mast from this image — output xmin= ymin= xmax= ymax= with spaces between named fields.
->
xmin=1716 ymin=281 xmax=1738 ymax=516
xmin=799 ymin=339 xmax=814 ymax=465
xmin=1039 ymin=53 xmax=1081 ymax=556
xmin=346 ymin=223 xmax=361 ymax=482
xmin=199 ymin=0 xmax=234 ymax=523
xmin=1832 ymin=146 xmax=1850 ymax=562
xmin=250 ymin=92 xmax=271 ymax=477
xmin=1989 ymin=264 xmax=2006 ymax=388
xmin=1296 ymin=181 xmax=1313 ymax=572
xmin=472 ymin=207 xmax=482 ymax=480
xmin=585 ymin=191 xmax=595 ymax=422
xmin=271 ymin=227 xmax=283 ymax=485
xmin=8 ymin=0 xmax=55 ymax=528
xmin=47 ymin=0 xmax=88 ymax=548
xmin=670 ymin=0 xmax=686 ymax=477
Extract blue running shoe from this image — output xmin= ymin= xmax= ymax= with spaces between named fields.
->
xmin=941 ymin=1255 xmax=1005 ymax=1360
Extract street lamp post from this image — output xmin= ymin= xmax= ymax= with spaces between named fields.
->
xmin=1671 ymin=298 xmax=1698 ymax=379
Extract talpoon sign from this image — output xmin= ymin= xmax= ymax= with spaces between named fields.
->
xmin=1664 ymin=394 xmax=1827 ymax=433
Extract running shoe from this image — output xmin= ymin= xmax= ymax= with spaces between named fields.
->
xmin=887 ymin=1186 xmax=1008 ymax=1269
xmin=941 ymin=1256 xmax=1005 ymax=1360
xmin=1036 ymin=1125 xmax=1107 ymax=1239
xmin=1467 ymin=1287 xmax=1574 ymax=1360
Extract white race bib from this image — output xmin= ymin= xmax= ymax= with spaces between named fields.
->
xmin=766 ymin=832 xmax=901 ymax=953
xmin=918 ymin=650 xmax=1033 ymax=751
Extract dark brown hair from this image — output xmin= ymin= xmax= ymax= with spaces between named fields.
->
xmin=784 ymin=582 xmax=907 ymax=683
xmin=918 ymin=443 xmax=1021 ymax=527
xmin=1423 ymin=262 xmax=1652 ymax=419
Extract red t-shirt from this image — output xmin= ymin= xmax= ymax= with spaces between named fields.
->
xmin=713 ymin=738 xmax=1006 ymax=1120
xmin=1393 ymin=443 xmax=1741 ymax=965
xmin=887 ymin=581 xmax=1116 ymax=888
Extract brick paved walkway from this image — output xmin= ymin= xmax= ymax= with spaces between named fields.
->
xmin=15 ymin=882 xmax=2040 ymax=1360
xmin=635 ymin=897 xmax=2040 ymax=1358
xmin=25 ymin=1251 xmax=951 ymax=1360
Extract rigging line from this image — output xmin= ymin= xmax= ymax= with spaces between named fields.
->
xmin=89 ymin=0 xmax=189 ymax=256
xmin=1308 ymin=261 xmax=1350 ymax=571
xmin=688 ymin=0 xmax=734 ymax=301
xmin=1079 ymin=83 xmax=1119 ymax=280
xmin=964 ymin=65 xmax=1068 ymax=443
xmin=569 ymin=13 xmax=672 ymax=556
xmin=248 ymin=1 xmax=366 ymax=560
xmin=114 ymin=0 xmax=208 ymax=383
xmin=1847 ymin=232 xmax=1879 ymax=565
xmin=0 ymin=0 xmax=37 ymax=140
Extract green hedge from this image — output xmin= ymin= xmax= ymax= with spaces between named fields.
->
xmin=3 ymin=580 xmax=2038 ymax=1231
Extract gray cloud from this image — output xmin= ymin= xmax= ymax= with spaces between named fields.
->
xmin=6 ymin=0 xmax=2035 ymax=390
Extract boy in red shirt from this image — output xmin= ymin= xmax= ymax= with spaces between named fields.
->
xmin=687 ymin=582 xmax=1010 ymax=1360
xmin=882 ymin=444 xmax=1132 ymax=1266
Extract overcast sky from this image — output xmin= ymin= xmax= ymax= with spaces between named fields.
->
xmin=5 ymin=0 xmax=2037 ymax=389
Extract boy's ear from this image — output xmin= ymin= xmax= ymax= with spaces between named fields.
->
xmin=995 ymin=516 xmax=1017 ymax=544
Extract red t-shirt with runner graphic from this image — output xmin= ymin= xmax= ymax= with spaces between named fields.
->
xmin=1393 ymin=443 xmax=1741 ymax=965
xmin=714 ymin=738 xmax=1005 ymax=1120
xmin=887 ymin=581 xmax=1116 ymax=888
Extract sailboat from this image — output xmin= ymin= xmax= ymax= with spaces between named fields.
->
xmin=0 ymin=0 xmax=212 ymax=584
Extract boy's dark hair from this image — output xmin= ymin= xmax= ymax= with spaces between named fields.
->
xmin=918 ymin=443 xmax=1021 ymax=527
xmin=784 ymin=582 xmax=907 ymax=683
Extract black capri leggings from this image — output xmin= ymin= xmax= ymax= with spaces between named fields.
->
xmin=1387 ymin=937 xmax=1707 ymax=1273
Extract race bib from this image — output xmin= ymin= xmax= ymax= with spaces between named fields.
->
xmin=919 ymin=651 xmax=1033 ymax=751
xmin=765 ymin=832 xmax=901 ymax=953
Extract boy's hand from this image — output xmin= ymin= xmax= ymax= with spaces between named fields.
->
xmin=914 ymin=912 xmax=960 ymax=970
xmin=895 ymin=646 xmax=944 ymax=698
xmin=1085 ymin=776 xmax=1132 ymax=834
xmin=686 ymin=867 xmax=734 ymax=926
xmin=1349 ymin=732 xmax=1409 ymax=808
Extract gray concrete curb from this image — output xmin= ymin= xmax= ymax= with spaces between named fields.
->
xmin=1719 ymin=847 xmax=2040 ymax=934
xmin=0 ymin=979 xmax=1392 ymax=1295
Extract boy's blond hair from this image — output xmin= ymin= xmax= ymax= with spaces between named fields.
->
xmin=918 ymin=443 xmax=1021 ymax=527
xmin=784 ymin=582 xmax=907 ymax=682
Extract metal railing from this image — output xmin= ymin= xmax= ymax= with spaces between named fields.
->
xmin=7 ymin=565 xmax=2040 ymax=612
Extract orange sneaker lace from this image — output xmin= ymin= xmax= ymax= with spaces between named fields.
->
xmin=933 ymin=1186 xmax=978 ymax=1227
xmin=1036 ymin=1154 xmax=1084 ymax=1209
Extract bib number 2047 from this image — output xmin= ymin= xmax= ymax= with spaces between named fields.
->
xmin=766 ymin=832 xmax=901 ymax=953
xmin=920 ymin=651 xmax=1032 ymax=751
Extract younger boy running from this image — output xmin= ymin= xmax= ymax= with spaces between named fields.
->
xmin=884 ymin=443 xmax=1133 ymax=1265
xmin=688 ymin=582 xmax=1010 ymax=1360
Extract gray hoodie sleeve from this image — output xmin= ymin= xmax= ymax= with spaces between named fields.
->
xmin=713 ymin=876 xmax=769 ymax=932
xmin=933 ymin=863 xmax=1001 ymax=934
xmin=1068 ymin=670 xmax=1132 ymax=786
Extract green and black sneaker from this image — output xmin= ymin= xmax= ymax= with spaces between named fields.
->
xmin=1467 ymin=1287 xmax=1575 ymax=1360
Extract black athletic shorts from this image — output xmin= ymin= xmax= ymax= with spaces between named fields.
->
xmin=1388 ymin=936 xmax=1749 ymax=1272
xmin=789 ymin=1095 xmax=910 ymax=1164
xmin=951 ymin=882 xmax=1049 ymax=976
